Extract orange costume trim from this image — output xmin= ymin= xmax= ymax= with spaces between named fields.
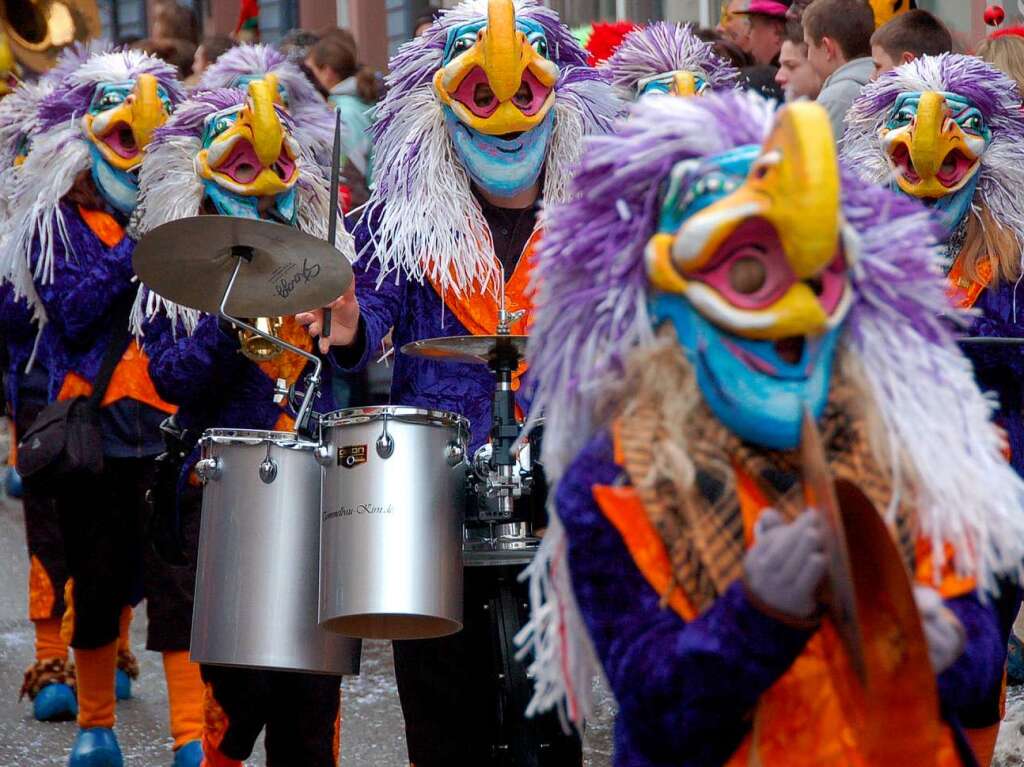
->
xmin=58 ymin=207 xmax=178 ymax=414
xmin=29 ymin=554 xmax=57 ymax=620
xmin=202 ymin=683 xmax=243 ymax=767
xmin=426 ymin=230 xmax=538 ymax=391
xmin=592 ymin=455 xmax=966 ymax=766
xmin=946 ymin=253 xmax=992 ymax=311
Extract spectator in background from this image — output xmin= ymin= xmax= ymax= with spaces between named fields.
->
xmin=741 ymin=64 xmax=785 ymax=99
xmin=776 ymin=18 xmax=822 ymax=100
xmin=415 ymin=10 xmax=440 ymax=37
xmin=306 ymin=34 xmax=382 ymax=206
xmin=870 ymin=9 xmax=952 ymax=79
xmin=718 ymin=0 xmax=753 ymax=50
xmin=695 ymin=26 xmax=753 ymax=69
xmin=151 ymin=0 xmax=198 ymax=45
xmin=977 ymin=28 xmax=1024 ymax=96
xmin=189 ymin=35 xmax=236 ymax=84
xmin=802 ymin=0 xmax=874 ymax=139
xmin=131 ymin=38 xmax=196 ymax=79
xmin=279 ymin=29 xmax=320 ymax=63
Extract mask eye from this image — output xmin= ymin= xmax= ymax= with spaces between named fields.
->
xmin=962 ymin=113 xmax=983 ymax=134
xmin=451 ymin=35 xmax=474 ymax=56
xmin=888 ymin=108 xmax=914 ymax=128
xmin=729 ymin=256 xmax=767 ymax=295
xmin=97 ymin=92 xmax=123 ymax=109
xmin=532 ymin=37 xmax=548 ymax=58
xmin=213 ymin=117 xmax=232 ymax=135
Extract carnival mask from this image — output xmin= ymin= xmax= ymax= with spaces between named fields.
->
xmin=434 ymin=0 xmax=559 ymax=198
xmin=82 ymin=75 xmax=173 ymax=215
xmin=880 ymin=90 xmax=989 ymax=233
xmin=637 ymin=69 xmax=709 ymax=98
xmin=646 ymin=102 xmax=853 ymax=449
xmin=232 ymin=72 xmax=289 ymax=108
xmin=869 ymin=0 xmax=914 ymax=28
xmin=195 ymin=78 xmax=299 ymax=222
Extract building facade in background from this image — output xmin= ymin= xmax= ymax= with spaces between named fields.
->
xmin=99 ymin=0 xmax=996 ymax=69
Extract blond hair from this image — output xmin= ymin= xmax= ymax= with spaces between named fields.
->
xmin=977 ymin=35 xmax=1024 ymax=95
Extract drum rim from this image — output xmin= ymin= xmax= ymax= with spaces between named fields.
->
xmin=201 ymin=428 xmax=318 ymax=449
xmin=322 ymin=405 xmax=470 ymax=431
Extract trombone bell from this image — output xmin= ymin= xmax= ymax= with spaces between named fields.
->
xmin=239 ymin=316 xmax=285 ymax=362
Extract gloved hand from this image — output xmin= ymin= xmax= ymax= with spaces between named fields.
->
xmin=743 ymin=509 xmax=826 ymax=621
xmin=914 ymin=585 xmax=966 ymax=674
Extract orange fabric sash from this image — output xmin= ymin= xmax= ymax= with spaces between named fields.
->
xmin=58 ymin=341 xmax=177 ymax=414
xmin=78 ymin=206 xmax=125 ymax=248
xmin=947 ymin=253 xmax=992 ymax=310
xmin=592 ymin=448 xmax=966 ymax=766
xmin=425 ymin=230 xmax=539 ymax=390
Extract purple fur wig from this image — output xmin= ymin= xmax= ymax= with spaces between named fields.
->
xmin=518 ymin=91 xmax=1024 ymax=725
xmin=199 ymin=43 xmax=335 ymax=151
xmin=604 ymin=21 xmax=739 ymax=98
xmin=363 ymin=0 xmax=620 ymax=296
xmin=843 ymin=53 xmax=1024 ymax=250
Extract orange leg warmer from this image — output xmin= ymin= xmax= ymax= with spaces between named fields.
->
xmin=34 ymin=617 xmax=68 ymax=663
xmin=162 ymin=651 xmax=205 ymax=750
xmin=74 ymin=641 xmax=117 ymax=729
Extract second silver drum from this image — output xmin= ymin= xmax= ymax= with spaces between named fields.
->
xmin=319 ymin=406 xmax=468 ymax=640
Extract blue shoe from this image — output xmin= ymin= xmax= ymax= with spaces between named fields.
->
xmin=114 ymin=669 xmax=132 ymax=701
xmin=5 ymin=466 xmax=23 ymax=498
xmin=68 ymin=727 xmax=123 ymax=767
xmin=1008 ymin=633 xmax=1024 ymax=685
xmin=33 ymin=682 xmax=78 ymax=722
xmin=171 ymin=740 xmax=203 ymax=767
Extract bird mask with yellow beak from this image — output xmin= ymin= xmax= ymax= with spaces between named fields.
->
xmin=433 ymin=0 xmax=559 ymax=198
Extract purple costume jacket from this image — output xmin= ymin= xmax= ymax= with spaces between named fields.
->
xmin=330 ymin=218 xmax=530 ymax=453
xmin=961 ymin=281 xmax=1024 ymax=478
xmin=0 ymin=282 xmax=45 ymax=412
xmin=31 ymin=203 xmax=137 ymax=400
xmin=144 ymin=312 xmax=338 ymax=437
xmin=559 ymin=430 xmax=1005 ymax=767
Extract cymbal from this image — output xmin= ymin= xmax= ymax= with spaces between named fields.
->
xmin=800 ymin=407 xmax=867 ymax=684
xmin=133 ymin=216 xmax=353 ymax=316
xmin=400 ymin=335 xmax=528 ymax=366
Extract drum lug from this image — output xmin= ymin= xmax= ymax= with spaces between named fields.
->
xmin=376 ymin=414 xmax=395 ymax=459
xmin=445 ymin=440 xmax=465 ymax=467
xmin=314 ymin=444 xmax=335 ymax=467
xmin=259 ymin=457 xmax=279 ymax=484
xmin=195 ymin=457 xmax=222 ymax=482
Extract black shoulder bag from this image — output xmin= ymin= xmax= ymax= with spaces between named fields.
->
xmin=16 ymin=301 xmax=134 ymax=482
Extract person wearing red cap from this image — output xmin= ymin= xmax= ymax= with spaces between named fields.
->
xmin=718 ymin=0 xmax=790 ymax=66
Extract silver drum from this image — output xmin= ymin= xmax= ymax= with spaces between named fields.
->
xmin=191 ymin=429 xmax=360 ymax=674
xmin=319 ymin=407 xmax=468 ymax=640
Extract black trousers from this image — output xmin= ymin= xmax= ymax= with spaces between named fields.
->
xmin=54 ymin=455 xmax=195 ymax=650
xmin=393 ymin=564 xmax=582 ymax=767
xmin=17 ymin=398 xmax=68 ymax=621
xmin=200 ymin=665 xmax=342 ymax=766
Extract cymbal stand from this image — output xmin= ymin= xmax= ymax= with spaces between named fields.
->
xmin=219 ymin=249 xmax=322 ymax=436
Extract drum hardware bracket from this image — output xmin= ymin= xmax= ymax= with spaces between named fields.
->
xmin=314 ymin=443 xmax=335 ymax=467
xmin=445 ymin=440 xmax=465 ymax=467
xmin=219 ymin=258 xmax=324 ymax=435
xmin=195 ymin=456 xmax=222 ymax=483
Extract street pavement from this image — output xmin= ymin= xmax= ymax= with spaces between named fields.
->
xmin=0 ymin=494 xmax=615 ymax=766
xmin=5 ymin=489 xmax=1024 ymax=766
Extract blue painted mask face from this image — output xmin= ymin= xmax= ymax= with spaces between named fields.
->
xmin=433 ymin=1 xmax=560 ymax=200
xmin=83 ymin=78 xmax=174 ymax=215
xmin=233 ymin=73 xmax=290 ymax=108
xmin=645 ymin=103 xmax=852 ymax=449
xmin=196 ymin=97 xmax=299 ymax=224
xmin=443 ymin=105 xmax=553 ymax=198
xmin=880 ymin=90 xmax=990 ymax=235
xmin=636 ymin=69 xmax=709 ymax=98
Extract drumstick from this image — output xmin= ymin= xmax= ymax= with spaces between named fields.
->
xmin=323 ymin=109 xmax=343 ymax=339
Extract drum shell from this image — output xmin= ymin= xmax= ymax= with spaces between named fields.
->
xmin=192 ymin=430 xmax=360 ymax=674
xmin=320 ymin=407 xmax=466 ymax=640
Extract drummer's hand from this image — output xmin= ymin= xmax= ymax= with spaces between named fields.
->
xmin=297 ymin=282 xmax=360 ymax=354
xmin=914 ymin=585 xmax=966 ymax=674
xmin=743 ymin=509 xmax=826 ymax=622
